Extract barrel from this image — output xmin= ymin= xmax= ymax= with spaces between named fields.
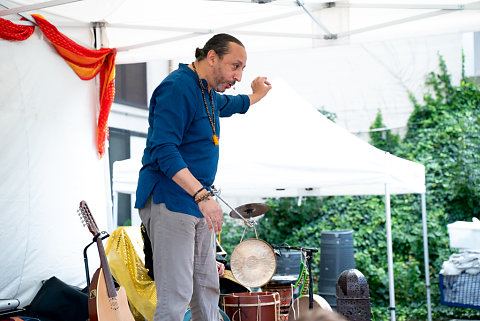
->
xmin=317 ymin=230 xmax=355 ymax=308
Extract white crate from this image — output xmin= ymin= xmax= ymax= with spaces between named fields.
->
xmin=447 ymin=220 xmax=480 ymax=249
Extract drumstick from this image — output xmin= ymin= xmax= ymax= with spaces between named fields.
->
xmin=211 ymin=188 xmax=255 ymax=228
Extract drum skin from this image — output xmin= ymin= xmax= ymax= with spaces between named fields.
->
xmin=287 ymin=294 xmax=332 ymax=320
xmin=221 ymin=292 xmax=281 ymax=321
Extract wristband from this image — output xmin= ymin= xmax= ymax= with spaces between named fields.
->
xmin=195 ymin=191 xmax=211 ymax=204
xmin=192 ymin=186 xmax=206 ymax=200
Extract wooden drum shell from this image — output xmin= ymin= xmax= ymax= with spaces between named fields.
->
xmin=221 ymin=292 xmax=281 ymax=321
xmin=262 ymin=282 xmax=295 ymax=315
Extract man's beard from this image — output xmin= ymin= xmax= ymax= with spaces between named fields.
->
xmin=212 ymin=64 xmax=232 ymax=92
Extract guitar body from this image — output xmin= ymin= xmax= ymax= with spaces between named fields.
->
xmin=79 ymin=200 xmax=135 ymax=321
xmin=88 ymin=268 xmax=135 ymax=321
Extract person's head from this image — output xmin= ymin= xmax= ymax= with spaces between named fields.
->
xmin=194 ymin=33 xmax=246 ymax=92
xmin=295 ymin=309 xmax=348 ymax=321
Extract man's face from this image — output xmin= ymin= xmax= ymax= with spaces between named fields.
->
xmin=211 ymin=42 xmax=247 ymax=93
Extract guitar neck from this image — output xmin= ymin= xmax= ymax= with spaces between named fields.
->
xmin=95 ymin=237 xmax=117 ymax=298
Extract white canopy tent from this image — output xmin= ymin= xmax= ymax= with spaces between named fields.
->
xmin=112 ymin=79 xmax=427 ymax=321
xmin=2 ymin=1 xmax=480 ymax=320
xmin=0 ymin=35 xmax=108 ymax=310
xmin=1 ymin=0 xmax=480 ymax=63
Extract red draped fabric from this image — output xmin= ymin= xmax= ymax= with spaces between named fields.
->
xmin=0 ymin=15 xmax=116 ymax=158
xmin=0 ymin=17 xmax=35 ymax=41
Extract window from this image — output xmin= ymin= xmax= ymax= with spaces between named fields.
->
xmin=114 ymin=63 xmax=148 ymax=109
xmin=108 ymin=128 xmax=131 ymax=226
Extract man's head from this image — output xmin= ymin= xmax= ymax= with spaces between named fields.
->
xmin=294 ymin=309 xmax=348 ymax=321
xmin=195 ymin=33 xmax=247 ymax=92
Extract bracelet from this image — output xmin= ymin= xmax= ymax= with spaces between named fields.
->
xmin=195 ymin=191 xmax=211 ymax=204
xmin=192 ymin=187 xmax=206 ymax=200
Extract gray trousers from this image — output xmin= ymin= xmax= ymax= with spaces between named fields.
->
xmin=139 ymin=197 xmax=220 ymax=321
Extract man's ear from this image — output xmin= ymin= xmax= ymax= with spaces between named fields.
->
xmin=206 ymin=49 xmax=217 ymax=66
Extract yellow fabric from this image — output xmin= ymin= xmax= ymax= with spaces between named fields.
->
xmin=105 ymin=227 xmax=157 ymax=321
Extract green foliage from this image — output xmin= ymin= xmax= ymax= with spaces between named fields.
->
xmin=401 ymin=55 xmax=480 ymax=222
xmin=369 ymin=109 xmax=401 ymax=153
xmin=221 ymin=55 xmax=480 ymax=320
xmin=318 ymin=107 xmax=338 ymax=123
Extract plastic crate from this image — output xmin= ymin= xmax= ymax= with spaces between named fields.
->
xmin=447 ymin=221 xmax=480 ymax=249
xmin=439 ymin=273 xmax=480 ymax=309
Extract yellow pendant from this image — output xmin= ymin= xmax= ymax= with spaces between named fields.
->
xmin=213 ymin=134 xmax=219 ymax=146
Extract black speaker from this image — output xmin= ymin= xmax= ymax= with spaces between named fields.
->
xmin=317 ymin=230 xmax=355 ymax=308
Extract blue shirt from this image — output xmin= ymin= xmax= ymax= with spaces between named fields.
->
xmin=135 ymin=63 xmax=250 ymax=217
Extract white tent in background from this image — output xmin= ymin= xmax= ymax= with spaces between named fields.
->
xmin=216 ymin=79 xmax=425 ymax=197
xmin=111 ymin=79 xmax=428 ymax=320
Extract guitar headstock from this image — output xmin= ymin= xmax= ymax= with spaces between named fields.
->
xmin=78 ymin=200 xmax=100 ymax=236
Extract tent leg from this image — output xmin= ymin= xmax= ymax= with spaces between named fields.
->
xmin=385 ymin=184 xmax=396 ymax=321
xmin=421 ymin=193 xmax=432 ymax=321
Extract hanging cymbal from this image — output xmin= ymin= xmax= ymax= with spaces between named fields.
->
xmin=230 ymin=203 xmax=270 ymax=219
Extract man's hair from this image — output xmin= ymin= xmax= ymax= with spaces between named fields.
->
xmin=195 ymin=33 xmax=244 ymax=61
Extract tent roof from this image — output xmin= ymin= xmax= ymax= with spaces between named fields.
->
xmin=112 ymin=78 xmax=425 ymax=198
xmin=2 ymin=0 xmax=480 ymax=62
xmin=216 ymin=78 xmax=425 ymax=197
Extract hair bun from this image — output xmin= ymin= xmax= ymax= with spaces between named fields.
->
xmin=195 ymin=47 xmax=204 ymax=59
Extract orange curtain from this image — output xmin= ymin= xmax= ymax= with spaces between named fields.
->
xmin=0 ymin=15 xmax=116 ymax=158
xmin=0 ymin=17 xmax=35 ymax=41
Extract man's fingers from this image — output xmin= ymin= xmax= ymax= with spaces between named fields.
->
xmin=206 ymin=216 xmax=223 ymax=234
xmin=213 ymin=218 xmax=223 ymax=234
xmin=217 ymin=262 xmax=225 ymax=277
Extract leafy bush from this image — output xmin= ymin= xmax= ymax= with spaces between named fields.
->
xmin=221 ymin=55 xmax=480 ymax=320
xmin=369 ymin=110 xmax=400 ymax=154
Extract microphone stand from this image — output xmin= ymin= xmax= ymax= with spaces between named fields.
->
xmin=271 ymin=245 xmax=318 ymax=309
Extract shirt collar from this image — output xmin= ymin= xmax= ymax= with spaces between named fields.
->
xmin=180 ymin=63 xmax=210 ymax=92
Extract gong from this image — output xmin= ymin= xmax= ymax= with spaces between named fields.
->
xmin=230 ymin=239 xmax=277 ymax=288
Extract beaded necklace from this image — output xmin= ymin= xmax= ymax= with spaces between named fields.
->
xmin=192 ymin=62 xmax=219 ymax=146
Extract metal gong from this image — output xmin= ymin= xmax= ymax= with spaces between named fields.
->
xmin=230 ymin=239 xmax=277 ymax=288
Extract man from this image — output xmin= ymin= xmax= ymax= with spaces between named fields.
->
xmin=135 ymin=33 xmax=271 ymax=321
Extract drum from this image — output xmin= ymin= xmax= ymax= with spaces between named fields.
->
xmin=221 ymin=292 xmax=281 ymax=321
xmin=261 ymin=277 xmax=297 ymax=315
xmin=183 ymin=307 xmax=230 ymax=321
xmin=287 ymin=294 xmax=332 ymax=320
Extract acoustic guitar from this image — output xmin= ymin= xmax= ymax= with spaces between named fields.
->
xmin=78 ymin=200 xmax=135 ymax=321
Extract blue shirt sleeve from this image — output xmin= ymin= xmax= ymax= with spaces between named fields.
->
xmin=148 ymin=79 xmax=194 ymax=179
xmin=216 ymin=93 xmax=250 ymax=117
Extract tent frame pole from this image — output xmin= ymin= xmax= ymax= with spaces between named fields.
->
xmin=385 ymin=183 xmax=396 ymax=321
xmin=421 ymin=193 xmax=432 ymax=321
xmin=335 ymin=2 xmax=479 ymax=10
xmin=91 ymin=21 xmax=115 ymax=233
xmin=0 ymin=0 xmax=82 ymax=17
xmin=337 ymin=9 xmax=452 ymax=38
xmin=295 ymin=0 xmax=333 ymax=37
